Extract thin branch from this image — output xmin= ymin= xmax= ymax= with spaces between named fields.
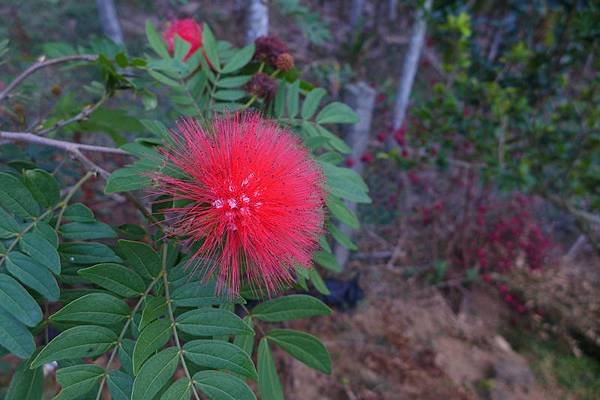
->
xmin=36 ymin=95 xmax=108 ymax=136
xmin=95 ymin=274 xmax=162 ymax=400
xmin=69 ymin=150 xmax=162 ymax=230
xmin=0 ymin=131 xmax=127 ymax=155
xmin=162 ymin=244 xmax=203 ymax=400
xmin=0 ymin=55 xmax=98 ymax=103
xmin=1 ymin=130 xmax=162 ymax=230
xmin=54 ymin=171 xmax=96 ymax=233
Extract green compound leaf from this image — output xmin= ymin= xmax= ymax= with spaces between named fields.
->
xmin=131 ymin=347 xmax=179 ymax=400
xmin=176 ymin=308 xmax=253 ymax=337
xmin=6 ymin=252 xmax=59 ymax=301
xmin=54 ymin=364 xmax=105 ymax=400
xmin=183 ymin=339 xmax=257 ymax=380
xmin=0 ymin=172 xmax=40 ymax=218
xmin=50 ymin=293 xmax=130 ymax=325
xmin=0 ymin=309 xmax=35 ymax=359
xmin=78 ymin=263 xmax=145 ymax=297
xmin=132 ymin=319 xmax=172 ymax=375
xmin=5 ymin=360 xmax=43 ymax=400
xmin=0 ymin=273 xmax=42 ymax=327
xmin=252 ymin=294 xmax=331 ymax=322
xmin=257 ymin=338 xmax=284 ymax=400
xmin=267 ymin=329 xmax=332 ymax=374
xmin=31 ymin=325 xmax=117 ymax=367
xmin=193 ymin=370 xmax=256 ymax=400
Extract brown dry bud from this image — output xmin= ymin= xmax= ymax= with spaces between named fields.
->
xmin=13 ymin=103 xmax=25 ymax=115
xmin=275 ymin=53 xmax=294 ymax=71
xmin=245 ymin=73 xmax=277 ymax=100
xmin=51 ymin=84 xmax=62 ymax=97
xmin=254 ymin=35 xmax=289 ymax=67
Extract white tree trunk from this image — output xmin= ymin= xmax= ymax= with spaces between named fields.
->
xmin=96 ymin=0 xmax=124 ymax=45
xmin=246 ymin=0 xmax=269 ymax=44
xmin=334 ymin=82 xmax=376 ymax=269
xmin=388 ymin=0 xmax=398 ymax=22
xmin=387 ymin=0 xmax=432 ymax=148
xmin=350 ymin=0 xmax=366 ymax=29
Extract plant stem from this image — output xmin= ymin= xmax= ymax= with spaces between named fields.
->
xmin=95 ymin=273 xmax=162 ymax=400
xmin=54 ymin=170 xmax=95 ymax=233
xmin=0 ymin=131 xmax=127 ymax=155
xmin=0 ymin=54 xmax=98 ymax=103
xmin=0 ymin=170 xmax=96 ymax=268
xmin=161 ymin=243 xmax=202 ymax=400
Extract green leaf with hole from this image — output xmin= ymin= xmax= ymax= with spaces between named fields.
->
xmin=79 ymin=263 xmax=145 ymax=297
xmin=183 ymin=339 xmax=257 ymax=380
xmin=54 ymin=364 xmax=105 ymax=400
xmin=0 ymin=273 xmax=42 ymax=327
xmin=267 ymin=329 xmax=331 ymax=374
xmin=139 ymin=296 xmax=167 ymax=330
xmin=133 ymin=319 xmax=172 ymax=375
xmin=131 ymin=347 xmax=179 ymax=400
xmin=193 ymin=370 xmax=256 ymax=400
xmin=252 ymin=294 xmax=331 ymax=322
xmin=50 ymin=293 xmax=129 ymax=325
xmin=176 ymin=308 xmax=253 ymax=337
xmin=6 ymin=252 xmax=59 ymax=301
xmin=30 ymin=325 xmax=117 ymax=367
xmin=258 ymin=338 xmax=284 ymax=400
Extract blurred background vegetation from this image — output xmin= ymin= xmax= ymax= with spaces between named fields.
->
xmin=0 ymin=0 xmax=599 ymax=399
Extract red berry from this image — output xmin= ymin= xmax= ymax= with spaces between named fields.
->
xmin=360 ymin=152 xmax=374 ymax=164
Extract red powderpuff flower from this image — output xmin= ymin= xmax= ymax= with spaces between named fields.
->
xmin=153 ymin=114 xmax=325 ymax=296
xmin=163 ymin=19 xmax=203 ymax=61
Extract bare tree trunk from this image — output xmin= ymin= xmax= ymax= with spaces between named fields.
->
xmin=350 ymin=0 xmax=366 ymax=29
xmin=387 ymin=0 xmax=432 ymax=148
xmin=246 ymin=0 xmax=269 ymax=44
xmin=96 ymin=0 xmax=124 ymax=45
xmin=388 ymin=0 xmax=398 ymax=22
xmin=334 ymin=82 xmax=376 ymax=269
